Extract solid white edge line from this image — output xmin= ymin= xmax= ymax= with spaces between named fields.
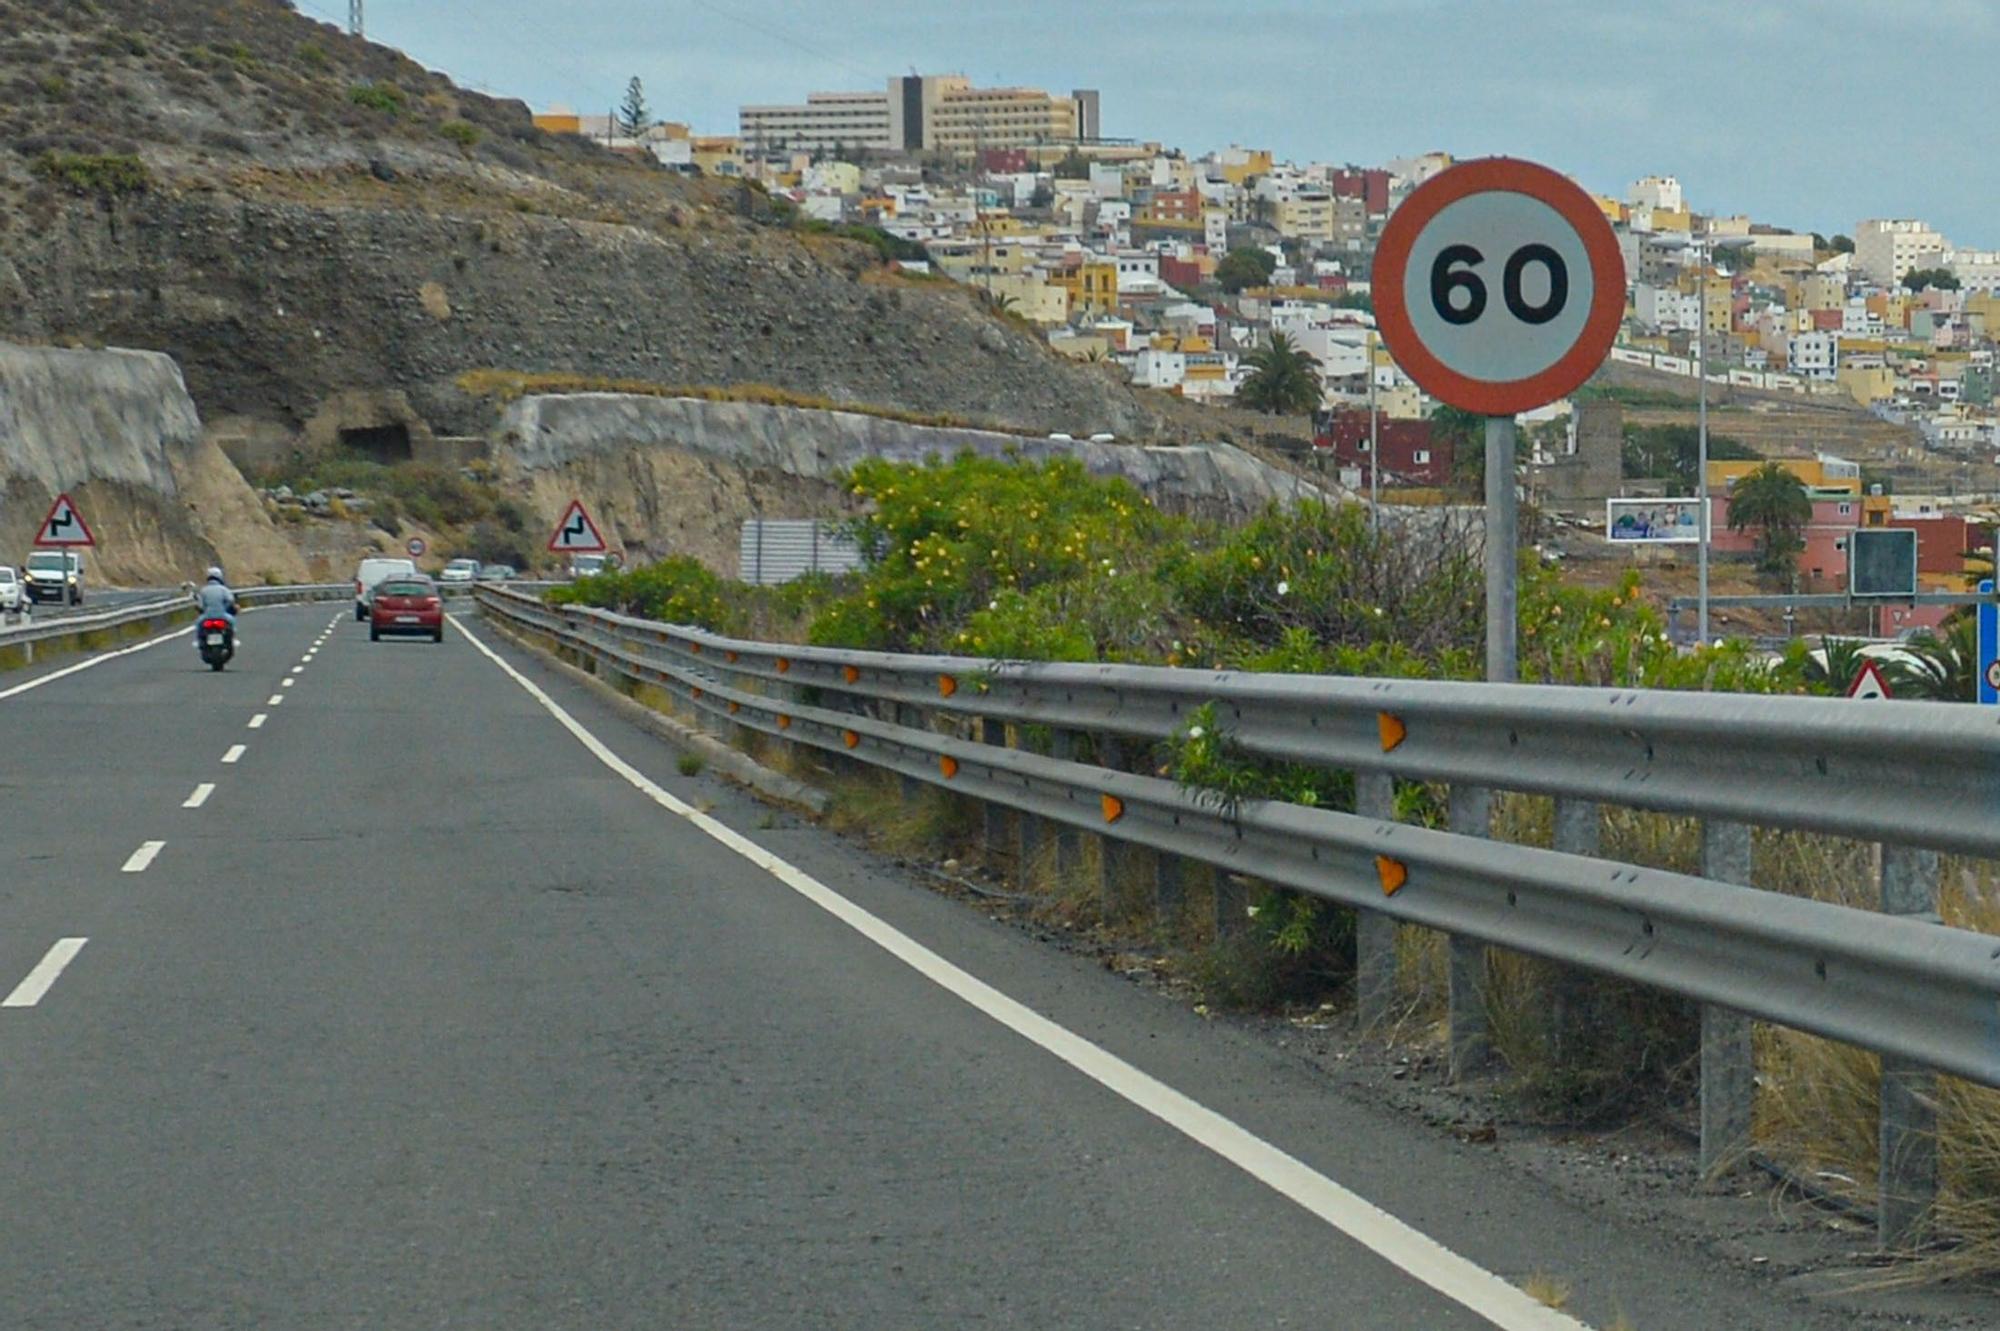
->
xmin=447 ymin=614 xmax=1589 ymax=1331
xmin=221 ymin=744 xmax=246 ymax=764
xmin=0 ymin=624 xmax=182 ymax=701
xmin=2 ymin=938 xmax=88 ymax=1008
xmin=122 ymin=841 xmax=165 ymax=873
xmin=183 ymin=782 xmax=215 ymax=809
xmin=248 ymin=714 xmax=267 ymax=729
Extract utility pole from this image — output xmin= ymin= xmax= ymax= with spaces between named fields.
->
xmin=1367 ymin=328 xmax=1381 ymax=533
xmin=349 ymin=0 xmax=363 ymax=39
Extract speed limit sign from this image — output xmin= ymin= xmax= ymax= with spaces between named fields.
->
xmin=1373 ymin=158 xmax=1623 ymax=416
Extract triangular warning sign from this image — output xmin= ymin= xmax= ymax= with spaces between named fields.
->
xmin=547 ymin=499 xmax=608 ymax=554
xmin=1847 ymin=659 xmax=1892 ymax=700
xmin=34 ymin=493 xmax=95 ymax=547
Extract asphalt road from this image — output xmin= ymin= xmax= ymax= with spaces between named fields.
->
xmin=0 ymin=605 xmax=1894 ymax=1330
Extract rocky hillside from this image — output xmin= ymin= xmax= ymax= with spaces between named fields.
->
xmin=0 ymin=0 xmax=1159 ymax=442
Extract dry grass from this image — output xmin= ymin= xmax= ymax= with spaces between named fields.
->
xmin=1520 ymin=1270 xmax=1572 ymax=1310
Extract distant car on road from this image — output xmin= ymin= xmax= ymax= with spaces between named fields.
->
xmin=0 ymin=565 xmax=24 ymax=618
xmin=354 ymin=556 xmax=418 ymax=621
xmin=438 ymin=558 xmax=481 ymax=585
xmin=369 ymin=575 xmax=445 ymax=643
xmin=23 ymin=550 xmax=83 ymax=606
xmin=475 ymin=563 xmax=516 ymax=582
xmin=567 ymin=553 xmax=610 ymax=580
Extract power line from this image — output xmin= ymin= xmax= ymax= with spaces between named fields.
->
xmin=349 ymin=0 xmax=363 ymax=39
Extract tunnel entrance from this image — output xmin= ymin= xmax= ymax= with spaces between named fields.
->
xmin=338 ymin=423 xmax=413 ymax=464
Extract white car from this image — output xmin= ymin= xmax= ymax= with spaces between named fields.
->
xmin=0 ymin=565 xmax=24 ymax=617
xmin=437 ymin=558 xmax=481 ymax=585
xmin=354 ymin=556 xmax=419 ymax=621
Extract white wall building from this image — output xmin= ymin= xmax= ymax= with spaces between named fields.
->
xmin=1946 ymin=249 xmax=2000 ymax=297
xmin=1788 ymin=330 xmax=1841 ymax=379
xmin=1131 ymin=345 xmax=1186 ymax=389
xmin=1854 ymin=219 xmax=1947 ymax=288
xmin=1628 ymin=175 xmax=1684 ymax=213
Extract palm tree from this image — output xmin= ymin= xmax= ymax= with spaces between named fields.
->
xmin=1804 ymin=636 xmax=1870 ymax=695
xmin=1725 ymin=462 xmax=1812 ymax=574
xmin=1890 ymin=617 xmax=1977 ymax=701
xmin=1237 ymin=332 xmax=1323 ymax=416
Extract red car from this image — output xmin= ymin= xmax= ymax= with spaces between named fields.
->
xmin=368 ymin=575 xmax=445 ymax=643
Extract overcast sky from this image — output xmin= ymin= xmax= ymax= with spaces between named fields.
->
xmin=324 ymin=1 xmax=1995 ymax=250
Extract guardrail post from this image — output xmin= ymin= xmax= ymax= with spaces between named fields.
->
xmin=1013 ymin=724 xmax=1042 ymax=884
xmin=1354 ymin=771 xmax=1397 ymax=1031
xmin=1051 ymin=730 xmax=1084 ymax=882
xmin=1699 ymin=819 xmax=1754 ymax=1180
xmin=1155 ymin=852 xmax=1184 ymax=932
xmin=1097 ymin=737 xmax=1126 ymax=923
xmin=1878 ymin=843 xmax=1940 ymax=1250
xmin=979 ymin=716 xmax=1007 ymax=866
xmin=896 ymin=704 xmax=924 ymax=800
xmin=1549 ymin=796 xmax=1600 ymax=1062
xmin=1446 ymin=784 xmax=1491 ymax=1080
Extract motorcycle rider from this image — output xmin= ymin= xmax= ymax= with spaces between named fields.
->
xmin=193 ymin=566 xmax=238 ymax=653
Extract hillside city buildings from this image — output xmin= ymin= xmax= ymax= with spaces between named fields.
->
xmin=535 ymin=71 xmax=2000 ymax=617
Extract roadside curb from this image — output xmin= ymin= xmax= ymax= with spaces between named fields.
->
xmin=478 ymin=612 xmax=832 ymax=815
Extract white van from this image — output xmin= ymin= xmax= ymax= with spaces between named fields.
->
xmin=354 ymin=557 xmax=418 ymax=621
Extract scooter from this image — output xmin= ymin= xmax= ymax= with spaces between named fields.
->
xmin=198 ymin=617 xmax=235 ymax=671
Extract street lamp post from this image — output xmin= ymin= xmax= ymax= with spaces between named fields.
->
xmin=1367 ymin=328 xmax=1380 ymax=533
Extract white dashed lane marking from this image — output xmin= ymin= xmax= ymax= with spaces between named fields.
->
xmin=2 ymin=939 xmax=88 ymax=1008
xmin=222 ymin=745 xmax=246 ymax=764
xmin=248 ymin=714 xmax=267 ymax=729
xmin=122 ymin=842 xmax=165 ymax=874
xmin=182 ymin=783 xmax=215 ymax=809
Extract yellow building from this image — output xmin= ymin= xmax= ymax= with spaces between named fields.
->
xmin=1273 ymin=195 xmax=1334 ymax=242
xmin=691 ymin=136 xmax=744 ymax=176
xmin=1799 ymin=273 xmax=1845 ymax=313
xmin=928 ymin=83 xmax=1077 ymax=153
xmin=1216 ymin=147 xmax=1274 ymax=186
xmin=1590 ymin=194 xmax=1628 ymax=225
xmin=534 ymin=111 xmax=582 ymax=135
xmin=1052 ymin=262 xmax=1118 ymax=317
xmin=1837 ymin=364 xmax=1897 ymax=406
xmin=1707 ymin=457 xmax=1861 ymax=495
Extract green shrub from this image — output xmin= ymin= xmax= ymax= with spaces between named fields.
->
xmin=38 ymin=74 xmax=69 ymax=99
xmin=296 ymin=42 xmax=330 ymax=70
xmin=439 ymin=120 xmax=481 ymax=149
xmin=676 ymin=751 xmax=705 ymax=777
xmin=549 ymin=556 xmax=735 ymax=632
xmin=31 ymin=151 xmax=148 ymax=196
xmin=348 ymin=82 xmax=406 ymax=116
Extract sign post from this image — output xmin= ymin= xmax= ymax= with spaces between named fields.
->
xmin=1978 ymin=580 xmax=1997 ymax=707
xmin=1374 ymin=158 xmax=1624 ymax=682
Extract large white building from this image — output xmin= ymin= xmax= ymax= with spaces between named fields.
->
xmin=1854 ymin=219 xmax=1947 ymax=288
xmin=1627 ymin=175 xmax=1684 ymax=213
xmin=740 ymin=75 xmax=1099 ymax=155
xmin=1946 ymin=249 xmax=2000 ymax=297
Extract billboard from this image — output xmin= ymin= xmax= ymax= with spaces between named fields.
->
xmin=1606 ymin=498 xmax=1702 ymax=544
xmin=1850 ymin=527 xmax=1918 ymax=598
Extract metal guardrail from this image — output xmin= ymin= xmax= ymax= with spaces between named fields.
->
xmin=474 ymin=583 xmax=1999 ymax=1249
xmin=0 ymin=583 xmax=353 ymax=660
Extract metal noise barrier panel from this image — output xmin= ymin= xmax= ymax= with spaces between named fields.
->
xmin=476 ymin=585 xmax=2000 ymax=1091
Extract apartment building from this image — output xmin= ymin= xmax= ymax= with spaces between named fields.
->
xmin=740 ymin=75 xmax=1099 ymax=155
xmin=1854 ymin=219 xmax=1947 ymax=288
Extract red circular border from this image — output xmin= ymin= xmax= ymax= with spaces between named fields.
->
xmin=1371 ymin=158 xmax=1624 ymax=416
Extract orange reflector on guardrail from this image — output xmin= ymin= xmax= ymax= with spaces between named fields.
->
xmin=728 ymin=701 xmax=741 ymax=714
xmin=843 ymin=730 xmax=860 ymax=749
xmin=689 ymin=642 xmax=701 ymax=654
xmin=776 ymin=658 xmax=791 ymax=674
xmin=690 ymin=687 xmax=703 ymax=700
xmin=1375 ymin=856 xmax=1408 ymax=896
xmin=726 ymin=650 xmax=739 ymax=663
xmin=1102 ymin=794 xmax=1125 ymax=824
xmin=938 ymin=674 xmax=958 ymax=698
xmin=777 ymin=715 xmax=792 ymax=730
xmin=940 ymin=756 xmax=959 ymax=779
xmin=843 ymin=665 xmax=860 ymax=684
xmin=1378 ymin=713 xmax=1407 ymax=753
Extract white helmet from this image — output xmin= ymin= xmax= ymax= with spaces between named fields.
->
xmin=206 ymin=567 xmax=225 ymax=583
